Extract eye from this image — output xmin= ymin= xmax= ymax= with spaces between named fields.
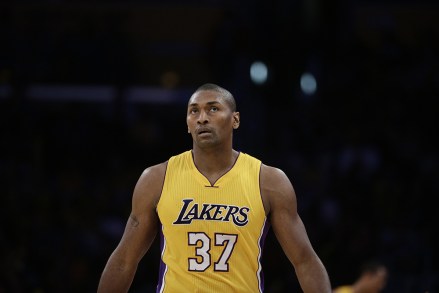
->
xmin=210 ymin=106 xmax=218 ymax=112
xmin=189 ymin=108 xmax=198 ymax=114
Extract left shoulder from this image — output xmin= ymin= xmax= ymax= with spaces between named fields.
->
xmin=260 ymin=163 xmax=292 ymax=187
xmin=260 ymin=164 xmax=297 ymax=216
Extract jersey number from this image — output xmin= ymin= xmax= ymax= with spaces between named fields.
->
xmin=188 ymin=232 xmax=238 ymax=272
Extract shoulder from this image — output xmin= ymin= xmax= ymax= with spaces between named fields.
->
xmin=236 ymin=152 xmax=292 ymax=192
xmin=260 ymin=163 xmax=297 ymax=215
xmin=260 ymin=163 xmax=293 ymax=189
xmin=140 ymin=161 xmax=168 ymax=181
xmin=133 ymin=161 xmax=168 ymax=208
xmin=137 ymin=150 xmax=190 ymax=186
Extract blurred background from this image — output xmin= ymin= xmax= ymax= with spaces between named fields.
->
xmin=0 ymin=0 xmax=438 ymax=292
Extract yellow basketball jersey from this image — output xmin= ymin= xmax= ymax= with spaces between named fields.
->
xmin=333 ymin=286 xmax=353 ymax=293
xmin=156 ymin=150 xmax=269 ymax=293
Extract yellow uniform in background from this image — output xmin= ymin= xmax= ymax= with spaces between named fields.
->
xmin=156 ymin=150 xmax=268 ymax=293
xmin=333 ymin=286 xmax=353 ymax=293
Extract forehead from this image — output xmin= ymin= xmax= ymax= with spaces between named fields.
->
xmin=376 ymin=268 xmax=388 ymax=278
xmin=188 ymin=90 xmax=227 ymax=106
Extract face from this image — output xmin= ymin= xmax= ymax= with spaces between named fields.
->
xmin=367 ymin=267 xmax=388 ymax=293
xmin=186 ymin=90 xmax=239 ymax=149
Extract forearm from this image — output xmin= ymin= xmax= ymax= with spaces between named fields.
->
xmin=97 ymin=257 xmax=137 ymax=293
xmin=295 ymin=257 xmax=331 ymax=293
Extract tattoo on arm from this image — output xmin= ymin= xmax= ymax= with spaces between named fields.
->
xmin=130 ymin=215 xmax=140 ymax=227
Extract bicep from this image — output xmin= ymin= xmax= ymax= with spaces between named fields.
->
xmin=271 ymin=207 xmax=314 ymax=266
xmin=112 ymin=164 xmax=164 ymax=264
xmin=262 ymin=166 xmax=315 ymax=266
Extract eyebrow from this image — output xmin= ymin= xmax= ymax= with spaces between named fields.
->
xmin=188 ymin=101 xmax=221 ymax=107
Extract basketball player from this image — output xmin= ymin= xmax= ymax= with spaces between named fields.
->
xmin=97 ymin=83 xmax=331 ymax=292
xmin=333 ymin=260 xmax=388 ymax=293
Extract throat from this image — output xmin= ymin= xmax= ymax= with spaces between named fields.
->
xmin=191 ymin=150 xmax=240 ymax=185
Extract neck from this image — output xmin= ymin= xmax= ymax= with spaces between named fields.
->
xmin=192 ymin=145 xmax=237 ymax=170
xmin=191 ymin=145 xmax=239 ymax=184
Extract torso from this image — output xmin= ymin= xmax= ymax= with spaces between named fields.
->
xmin=155 ymin=150 xmax=269 ymax=293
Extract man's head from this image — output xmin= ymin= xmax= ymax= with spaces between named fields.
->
xmin=191 ymin=83 xmax=237 ymax=112
xmin=357 ymin=260 xmax=388 ymax=293
xmin=186 ymin=83 xmax=240 ymax=149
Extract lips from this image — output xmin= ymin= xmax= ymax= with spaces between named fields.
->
xmin=196 ymin=127 xmax=212 ymax=135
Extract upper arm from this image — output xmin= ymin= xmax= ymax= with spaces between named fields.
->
xmin=112 ymin=162 xmax=167 ymax=265
xmin=260 ymin=164 xmax=317 ymax=267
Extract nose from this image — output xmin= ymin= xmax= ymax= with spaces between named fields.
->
xmin=197 ymin=110 xmax=209 ymax=124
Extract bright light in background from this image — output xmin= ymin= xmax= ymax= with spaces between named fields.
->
xmin=250 ymin=61 xmax=268 ymax=85
xmin=300 ymin=72 xmax=317 ymax=95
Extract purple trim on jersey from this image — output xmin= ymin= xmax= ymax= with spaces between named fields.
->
xmin=258 ymin=220 xmax=271 ymax=292
xmin=156 ymin=226 xmax=166 ymax=293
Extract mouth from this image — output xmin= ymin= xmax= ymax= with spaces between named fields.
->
xmin=196 ymin=127 xmax=212 ymax=136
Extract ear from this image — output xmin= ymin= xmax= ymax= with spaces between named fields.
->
xmin=232 ymin=112 xmax=240 ymax=129
xmin=186 ymin=118 xmax=191 ymax=133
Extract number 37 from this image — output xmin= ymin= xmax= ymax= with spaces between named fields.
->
xmin=188 ymin=232 xmax=238 ymax=272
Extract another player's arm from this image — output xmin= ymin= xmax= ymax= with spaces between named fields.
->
xmin=260 ymin=164 xmax=331 ymax=293
xmin=97 ymin=162 xmax=166 ymax=293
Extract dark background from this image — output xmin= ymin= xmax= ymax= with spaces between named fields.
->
xmin=1 ymin=0 xmax=438 ymax=292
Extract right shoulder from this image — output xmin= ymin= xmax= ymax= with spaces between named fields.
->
xmin=139 ymin=161 xmax=168 ymax=182
xmin=136 ymin=150 xmax=191 ymax=193
xmin=132 ymin=161 xmax=168 ymax=208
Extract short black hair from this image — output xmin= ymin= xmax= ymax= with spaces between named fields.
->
xmin=194 ymin=83 xmax=237 ymax=112
xmin=359 ymin=260 xmax=387 ymax=275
